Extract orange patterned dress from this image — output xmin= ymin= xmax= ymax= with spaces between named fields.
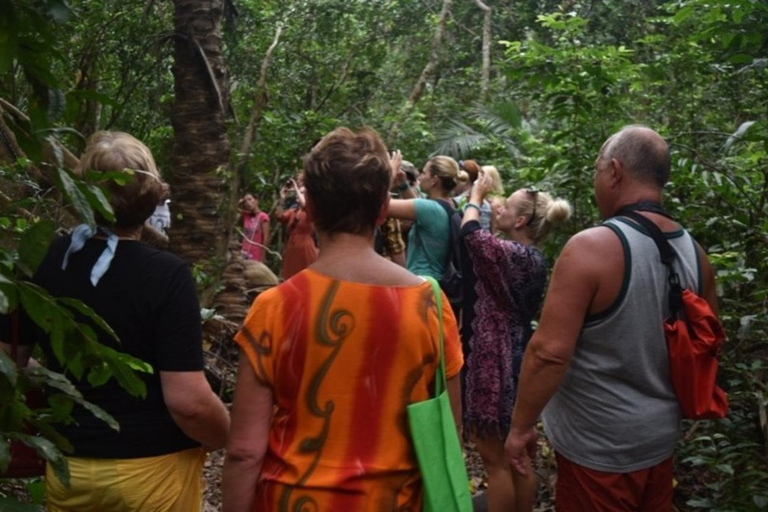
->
xmin=234 ymin=269 xmax=463 ymax=511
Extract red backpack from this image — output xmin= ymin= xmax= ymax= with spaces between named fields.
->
xmin=618 ymin=205 xmax=729 ymax=420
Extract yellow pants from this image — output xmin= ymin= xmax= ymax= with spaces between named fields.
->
xmin=45 ymin=447 xmax=205 ymax=512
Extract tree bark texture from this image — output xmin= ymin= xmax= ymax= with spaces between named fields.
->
xmin=170 ymin=0 xmax=232 ymax=306
xmin=473 ymin=0 xmax=491 ymax=99
xmin=388 ymin=0 xmax=452 ymax=143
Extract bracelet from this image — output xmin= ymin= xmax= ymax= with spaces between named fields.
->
xmin=396 ymin=182 xmax=410 ymax=192
xmin=465 ymin=201 xmax=482 ymax=213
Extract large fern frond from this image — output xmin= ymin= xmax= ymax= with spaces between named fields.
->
xmin=432 ymin=120 xmax=489 ymax=158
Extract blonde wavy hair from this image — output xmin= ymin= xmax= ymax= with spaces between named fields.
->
xmin=76 ymin=131 xmax=164 ymax=229
xmin=517 ymin=188 xmax=572 ymax=245
xmin=425 ymin=156 xmax=463 ymax=192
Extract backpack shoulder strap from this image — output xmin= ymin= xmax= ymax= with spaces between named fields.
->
xmin=432 ymin=199 xmax=460 ymax=267
xmin=616 ymin=208 xmax=683 ymax=318
xmin=617 ymin=209 xmax=676 ymax=266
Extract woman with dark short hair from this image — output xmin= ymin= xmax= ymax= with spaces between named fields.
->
xmin=223 ymin=127 xmax=464 ymax=512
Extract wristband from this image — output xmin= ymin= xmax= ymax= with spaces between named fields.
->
xmin=396 ymin=182 xmax=410 ymax=192
xmin=465 ymin=202 xmax=482 ymax=213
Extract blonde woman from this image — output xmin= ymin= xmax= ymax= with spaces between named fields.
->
xmin=388 ymin=154 xmax=464 ymax=279
xmin=461 ymin=170 xmax=572 ymax=512
xmin=2 ymin=132 xmax=229 ymax=511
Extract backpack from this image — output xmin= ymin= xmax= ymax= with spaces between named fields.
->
xmin=617 ymin=204 xmax=728 ymax=420
xmin=431 ymin=199 xmax=464 ymax=318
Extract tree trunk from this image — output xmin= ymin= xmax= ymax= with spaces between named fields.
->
xmin=474 ymin=0 xmax=491 ymax=99
xmin=170 ymin=0 xmax=233 ymax=307
xmin=387 ymin=0 xmax=452 ymax=144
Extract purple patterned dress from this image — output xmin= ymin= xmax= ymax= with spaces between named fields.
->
xmin=460 ymin=220 xmax=547 ymax=439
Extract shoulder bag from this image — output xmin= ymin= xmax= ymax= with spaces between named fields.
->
xmin=407 ymin=277 xmax=472 ymax=512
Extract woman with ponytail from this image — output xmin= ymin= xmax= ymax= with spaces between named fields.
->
xmin=460 ymin=170 xmax=572 ymax=512
xmin=388 ymin=154 xmax=466 ymax=279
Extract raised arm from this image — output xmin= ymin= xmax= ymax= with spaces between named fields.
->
xmin=386 ymin=150 xmax=418 ymax=220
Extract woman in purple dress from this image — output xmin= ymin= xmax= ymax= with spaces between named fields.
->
xmin=461 ymin=170 xmax=571 ymax=512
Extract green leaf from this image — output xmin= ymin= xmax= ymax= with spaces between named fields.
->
xmin=17 ymin=219 xmax=56 ymax=277
xmin=24 ymin=367 xmax=119 ymax=431
xmin=25 ymin=478 xmax=46 ymax=505
xmin=76 ymin=183 xmax=115 ymax=224
xmin=98 ymin=345 xmax=148 ymax=399
xmin=86 ymin=362 xmax=111 ymax=387
xmin=0 ymin=498 xmax=44 ymax=512
xmin=0 ymin=349 xmax=18 ymax=387
xmin=77 ymin=397 xmax=119 ymax=432
xmin=67 ymin=89 xmax=119 ymax=108
xmin=83 ymin=170 xmax=132 ymax=186
xmin=55 ymin=168 xmax=95 ymax=228
xmin=754 ymin=495 xmax=768 ymax=509
xmin=12 ymin=433 xmax=68 ymax=486
xmin=0 ymin=7 xmax=18 ymax=74
xmin=729 ymin=54 xmax=754 ymax=65
xmin=34 ymin=422 xmax=73 ymax=454
xmin=58 ymin=297 xmax=119 ymax=342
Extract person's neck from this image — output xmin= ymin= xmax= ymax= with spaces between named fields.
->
xmin=111 ymin=226 xmax=143 ymax=241
xmin=315 ymin=231 xmax=376 ymax=258
xmin=507 ymin=228 xmax=534 ymax=247
xmin=427 ymin=189 xmax=452 ymax=200
xmin=610 ymin=190 xmax=664 ymax=217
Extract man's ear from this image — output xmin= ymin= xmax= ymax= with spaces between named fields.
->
xmin=376 ymin=195 xmax=391 ymax=226
xmin=609 ymin=158 xmax=624 ymax=188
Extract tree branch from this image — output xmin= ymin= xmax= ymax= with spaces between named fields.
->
xmin=387 ymin=0 xmax=452 ymax=144
xmin=473 ymin=0 xmax=492 ymax=99
xmin=236 ymin=24 xmax=283 ymax=175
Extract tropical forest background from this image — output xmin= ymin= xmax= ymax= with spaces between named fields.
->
xmin=0 ymin=0 xmax=767 ymax=510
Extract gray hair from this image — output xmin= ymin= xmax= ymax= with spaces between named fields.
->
xmin=601 ymin=125 xmax=670 ymax=188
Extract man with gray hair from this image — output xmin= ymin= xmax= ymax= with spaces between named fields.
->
xmin=505 ymin=126 xmax=720 ymax=510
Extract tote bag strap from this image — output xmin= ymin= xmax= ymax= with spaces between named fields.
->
xmin=424 ymin=276 xmax=446 ymax=397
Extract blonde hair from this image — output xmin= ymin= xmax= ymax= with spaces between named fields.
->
xmin=425 ymin=156 xmax=461 ymax=192
xmin=76 ymin=131 xmax=164 ymax=228
xmin=482 ymin=165 xmax=505 ymax=195
xmin=516 ymin=189 xmax=572 ymax=245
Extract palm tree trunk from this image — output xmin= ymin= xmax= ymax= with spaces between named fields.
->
xmin=170 ymin=0 xmax=233 ymax=306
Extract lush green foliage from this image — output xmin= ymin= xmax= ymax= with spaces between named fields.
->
xmin=1 ymin=0 xmax=767 ymax=508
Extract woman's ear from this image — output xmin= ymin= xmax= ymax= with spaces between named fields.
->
xmin=376 ymin=195 xmax=391 ymax=226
